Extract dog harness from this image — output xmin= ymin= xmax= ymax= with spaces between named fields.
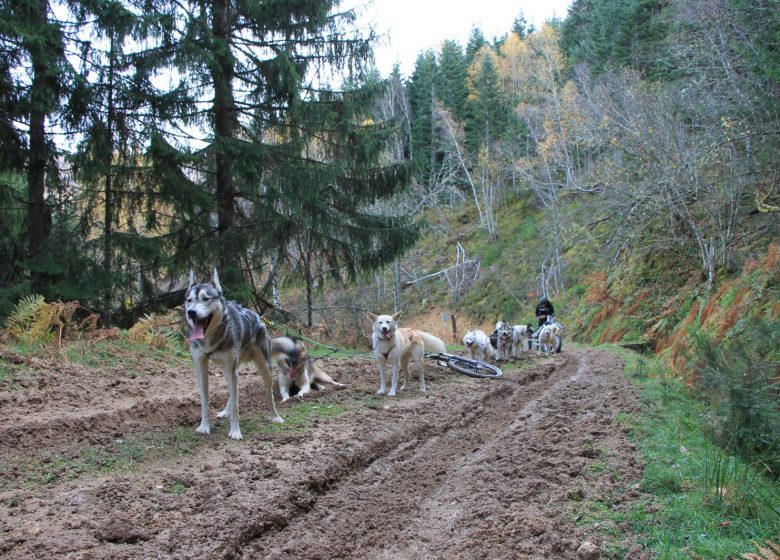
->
xmin=381 ymin=345 xmax=394 ymax=360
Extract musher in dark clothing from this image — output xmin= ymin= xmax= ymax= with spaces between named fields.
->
xmin=535 ymin=297 xmax=555 ymax=327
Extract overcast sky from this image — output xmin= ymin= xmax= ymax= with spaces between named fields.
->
xmin=349 ymin=0 xmax=574 ymax=77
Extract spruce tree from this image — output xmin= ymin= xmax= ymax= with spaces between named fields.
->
xmin=465 ymin=49 xmax=507 ymax=154
xmin=148 ymin=0 xmax=419 ymax=303
xmin=1 ymin=0 xmax=72 ymax=290
xmin=560 ymin=0 xmax=668 ymax=77
xmin=69 ymin=0 xmax=185 ymax=325
xmin=465 ymin=27 xmax=487 ymax=64
xmin=436 ymin=40 xmax=468 ymax=121
xmin=512 ymin=11 xmax=535 ymax=38
xmin=408 ymin=50 xmax=438 ymax=186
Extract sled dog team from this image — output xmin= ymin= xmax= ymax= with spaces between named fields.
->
xmin=185 ymin=269 xmax=561 ymax=440
xmin=463 ymin=319 xmax=563 ymax=362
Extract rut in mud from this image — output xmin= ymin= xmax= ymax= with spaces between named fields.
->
xmin=0 ymin=345 xmax=647 ymax=559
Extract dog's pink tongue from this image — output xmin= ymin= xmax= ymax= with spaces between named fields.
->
xmin=190 ymin=323 xmax=205 ymax=341
xmin=289 ymin=367 xmax=298 ymax=380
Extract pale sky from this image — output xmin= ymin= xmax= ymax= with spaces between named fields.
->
xmin=349 ymin=0 xmax=574 ymax=77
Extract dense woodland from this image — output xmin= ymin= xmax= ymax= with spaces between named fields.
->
xmin=0 ymin=0 xmax=776 ymax=320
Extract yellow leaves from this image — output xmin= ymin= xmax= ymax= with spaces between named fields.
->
xmin=4 ymin=296 xmax=83 ymax=345
xmin=127 ymin=310 xmax=183 ymax=349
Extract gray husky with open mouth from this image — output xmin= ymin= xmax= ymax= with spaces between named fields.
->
xmin=184 ymin=269 xmax=283 ymax=440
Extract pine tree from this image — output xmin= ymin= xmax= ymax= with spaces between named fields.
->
xmin=465 ymin=48 xmax=507 ymax=154
xmin=0 ymin=0 xmax=73 ymax=290
xmin=408 ymin=50 xmax=438 ymax=185
xmin=436 ymin=40 xmax=468 ymax=121
xmin=466 ymin=27 xmax=487 ymax=64
xmin=148 ymin=0 xmax=419 ymax=304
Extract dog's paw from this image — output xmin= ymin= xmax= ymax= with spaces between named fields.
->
xmin=216 ymin=409 xmax=229 ymax=419
xmin=270 ymin=415 xmax=284 ymax=424
xmin=376 ymin=387 xmax=386 ymax=395
xmin=387 ymin=389 xmax=397 ymax=397
xmin=228 ymin=429 xmax=243 ymax=440
xmin=196 ymin=423 xmax=211 ymax=435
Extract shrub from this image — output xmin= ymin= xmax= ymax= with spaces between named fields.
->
xmin=689 ymin=318 xmax=780 ymax=477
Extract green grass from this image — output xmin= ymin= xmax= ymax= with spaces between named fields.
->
xmin=241 ymin=401 xmax=348 ymax=434
xmin=582 ymin=345 xmax=780 ymax=559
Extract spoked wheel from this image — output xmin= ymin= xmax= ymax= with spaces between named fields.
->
xmin=446 ymin=356 xmax=503 ymax=379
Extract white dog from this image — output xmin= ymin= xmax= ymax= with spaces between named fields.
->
xmin=368 ymin=312 xmax=447 ymax=396
xmin=511 ymin=324 xmax=532 ymax=358
xmin=536 ymin=323 xmax=562 ymax=357
xmin=463 ymin=329 xmax=492 ymax=362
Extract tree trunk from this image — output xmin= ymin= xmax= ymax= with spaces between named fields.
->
xmin=392 ymin=258 xmax=401 ymax=312
xmin=211 ymin=0 xmax=238 ymax=282
xmin=26 ymin=0 xmax=51 ymax=284
xmin=305 ymin=254 xmax=314 ymax=328
xmin=103 ymin=33 xmax=116 ymax=327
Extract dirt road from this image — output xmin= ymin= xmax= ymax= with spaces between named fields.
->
xmin=0 ymin=345 xmax=647 ymax=559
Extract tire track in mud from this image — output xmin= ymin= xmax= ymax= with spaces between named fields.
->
xmin=0 ymin=366 xmax=283 ymax=458
xmin=0 ymin=348 xmax=645 ymax=560
xmin=235 ymin=352 xmax=585 ymax=560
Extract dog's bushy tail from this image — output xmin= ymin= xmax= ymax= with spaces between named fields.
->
xmin=418 ymin=331 xmax=446 ymax=354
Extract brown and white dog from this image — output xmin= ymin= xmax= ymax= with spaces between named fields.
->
xmin=271 ymin=336 xmax=345 ymax=401
xmin=368 ymin=312 xmax=447 ymax=396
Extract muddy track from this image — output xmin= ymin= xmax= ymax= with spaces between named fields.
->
xmin=0 ymin=346 xmax=646 ymax=559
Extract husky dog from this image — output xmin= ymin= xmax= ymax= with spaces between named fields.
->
xmin=368 ymin=312 xmax=447 ymax=397
xmin=495 ymin=321 xmax=514 ymax=361
xmin=536 ymin=322 xmax=562 ymax=357
xmin=271 ymin=336 xmax=345 ymax=401
xmin=185 ymin=269 xmax=283 ymax=440
xmin=463 ymin=329 xmax=492 ymax=362
xmin=511 ymin=324 xmax=532 ymax=358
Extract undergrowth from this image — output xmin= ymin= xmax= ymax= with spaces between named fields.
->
xmin=591 ymin=346 xmax=780 ymax=559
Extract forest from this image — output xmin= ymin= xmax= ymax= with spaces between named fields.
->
xmin=0 ymin=0 xmax=775 ymax=321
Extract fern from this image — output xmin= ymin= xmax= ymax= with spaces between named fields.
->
xmin=128 ymin=311 xmax=182 ymax=349
xmin=743 ymin=540 xmax=780 ymax=560
xmin=5 ymin=295 xmax=47 ymax=342
xmin=4 ymin=296 xmax=86 ymax=344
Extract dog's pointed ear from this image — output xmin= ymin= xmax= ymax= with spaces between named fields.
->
xmin=366 ymin=312 xmax=378 ymax=322
xmin=392 ymin=311 xmax=402 ymax=321
xmin=188 ymin=269 xmax=196 ymax=288
xmin=211 ymin=268 xmax=223 ymax=295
